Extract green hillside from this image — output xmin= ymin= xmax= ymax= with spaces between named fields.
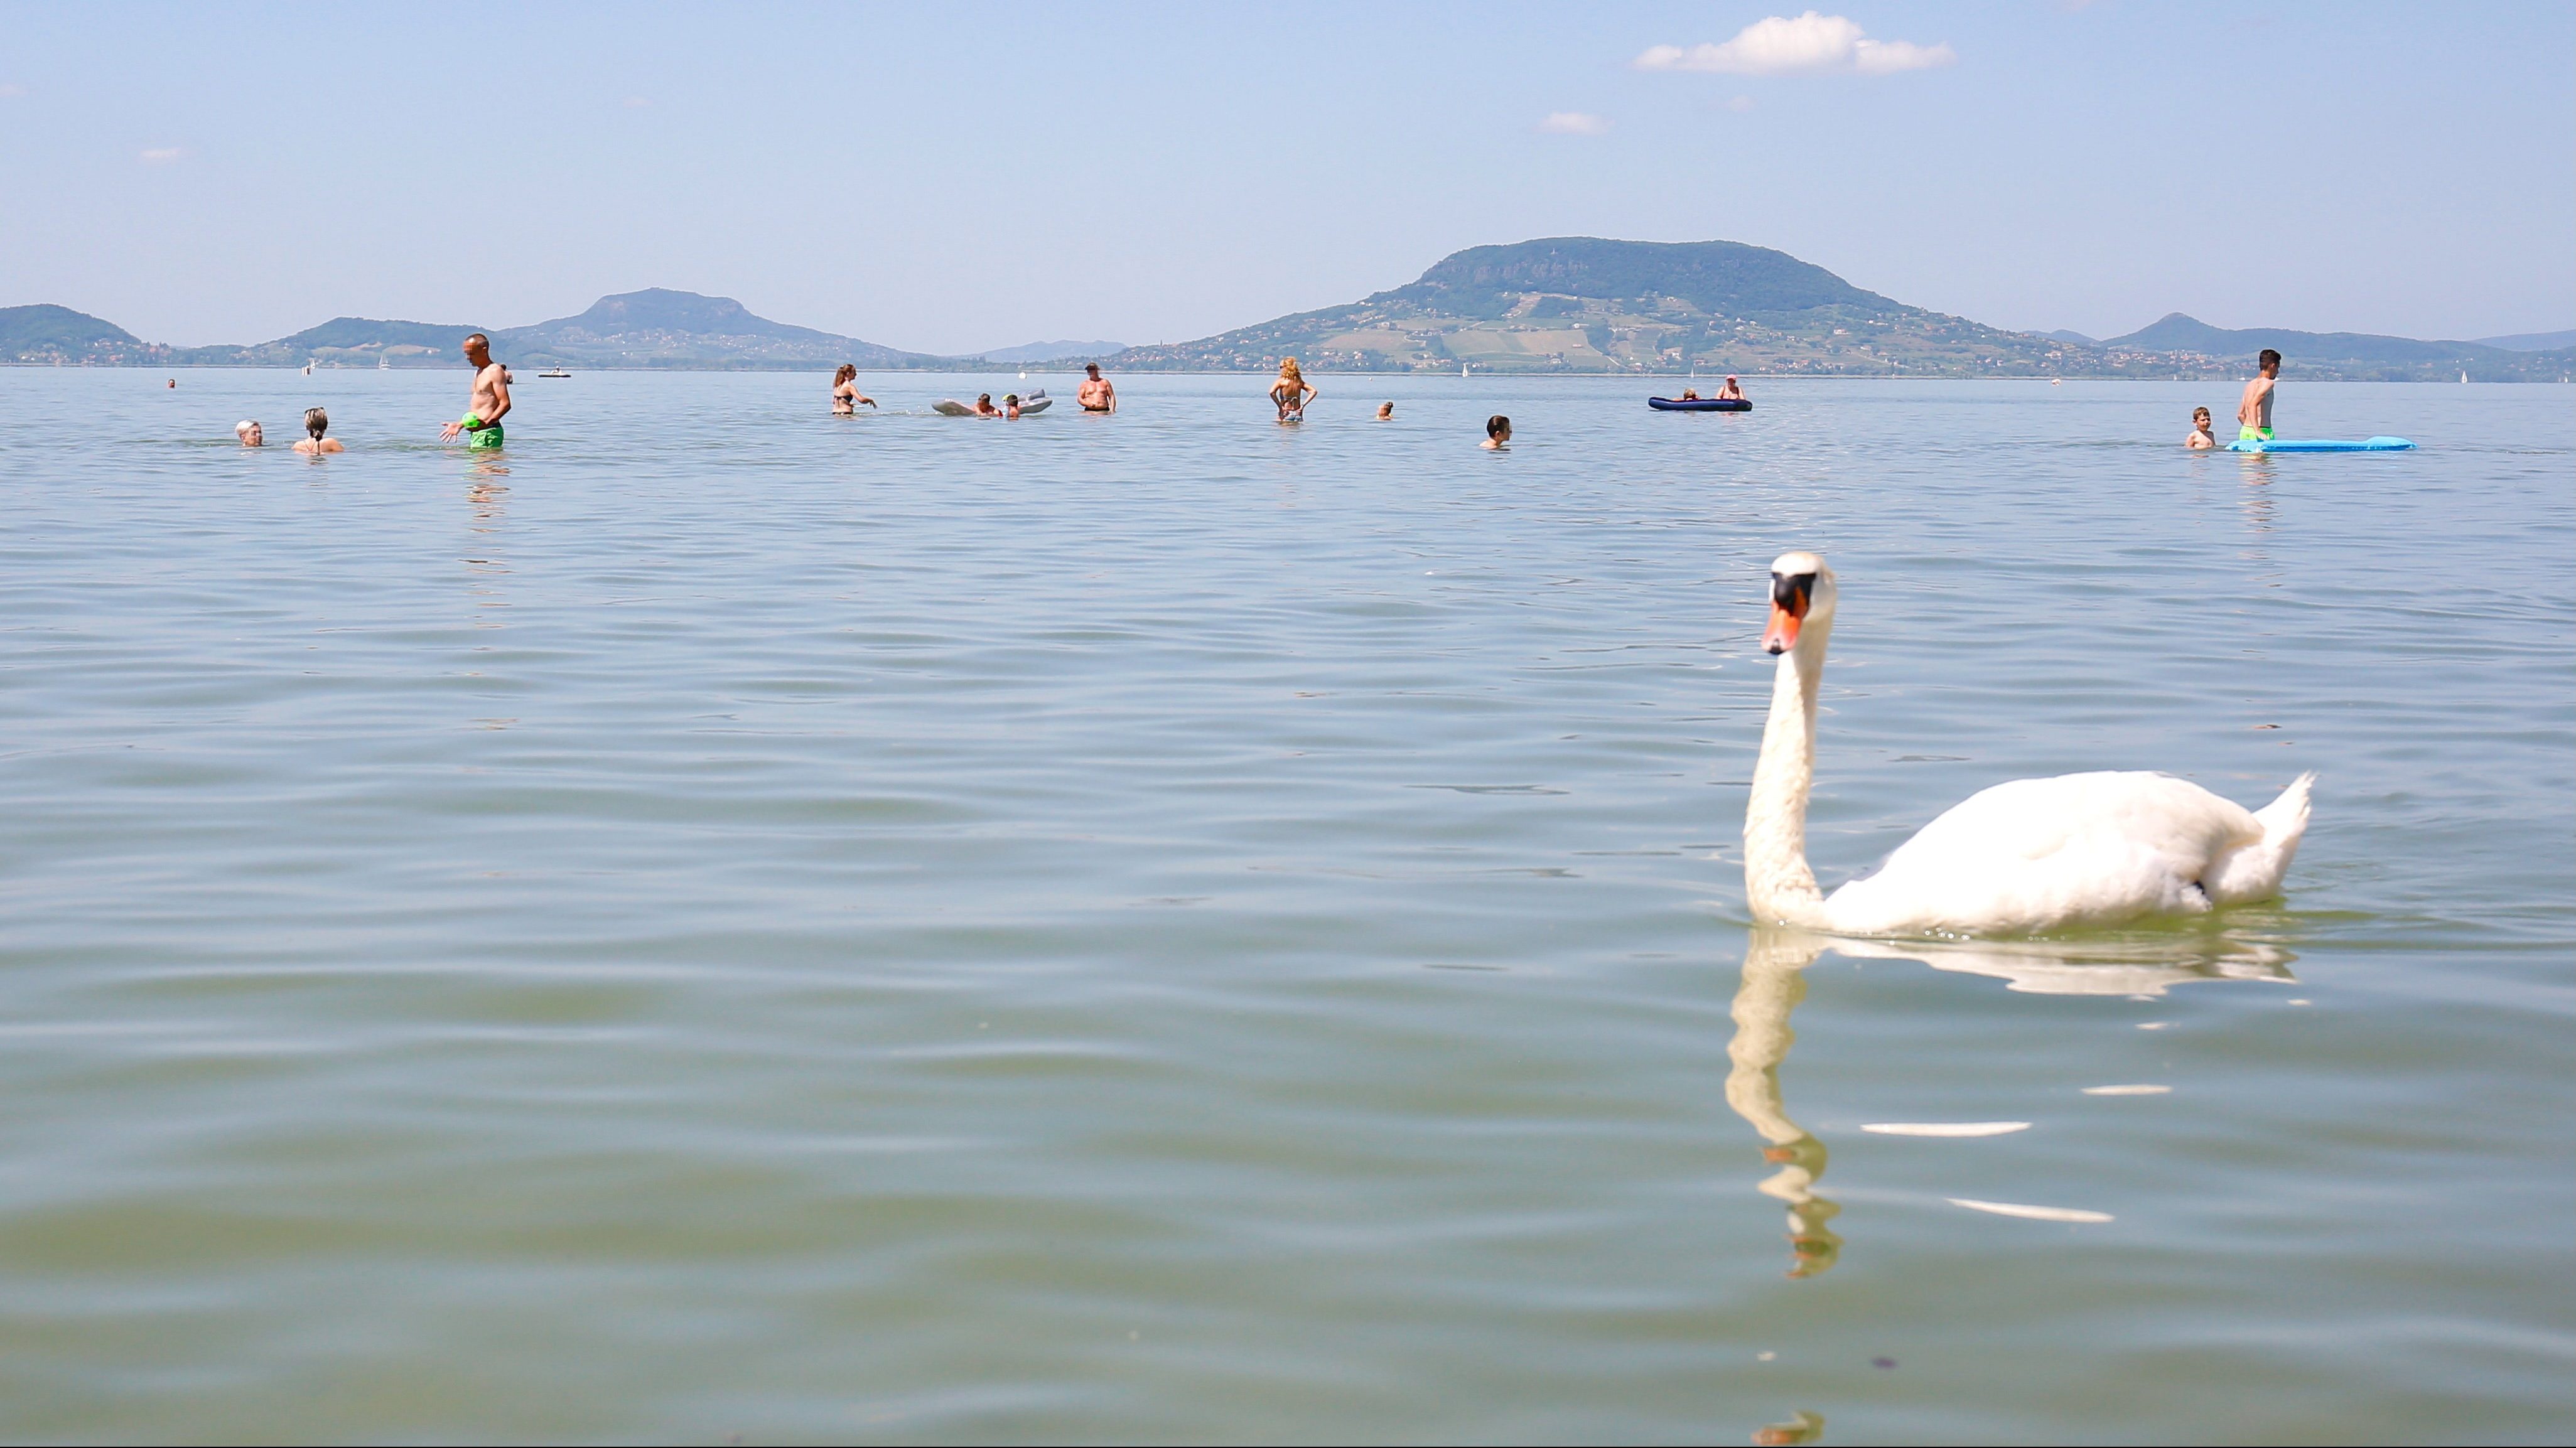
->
xmin=1109 ymin=237 xmax=2181 ymax=377
xmin=1 ymin=304 xmax=167 ymax=365
xmin=488 ymin=289 xmax=940 ymax=370
xmin=2102 ymin=313 xmax=2572 ymax=382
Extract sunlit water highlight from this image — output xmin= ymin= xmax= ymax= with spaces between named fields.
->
xmin=1 ymin=370 xmax=2569 ymax=1442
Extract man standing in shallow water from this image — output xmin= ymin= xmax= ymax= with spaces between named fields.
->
xmin=2236 ymin=348 xmax=2280 ymax=444
xmin=441 ymin=333 xmax=512 ymax=449
xmin=1077 ymin=363 xmax=1116 ymax=414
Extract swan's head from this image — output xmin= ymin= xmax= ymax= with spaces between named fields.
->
xmin=1762 ymin=552 xmax=1836 ymax=655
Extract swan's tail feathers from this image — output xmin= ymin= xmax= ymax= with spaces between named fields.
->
xmin=2256 ymin=771 xmax=2317 ymax=842
xmin=2208 ymin=772 xmax=2316 ymax=906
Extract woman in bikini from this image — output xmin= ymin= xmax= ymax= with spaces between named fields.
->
xmin=1269 ymin=358 xmax=1316 ymax=423
xmin=831 ymin=365 xmax=876 ymax=416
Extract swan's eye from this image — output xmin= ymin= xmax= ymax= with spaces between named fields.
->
xmin=1771 ymin=572 xmax=1816 ymax=617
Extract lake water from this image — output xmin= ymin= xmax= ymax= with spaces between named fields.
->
xmin=1 ymin=369 xmax=2568 ymax=1443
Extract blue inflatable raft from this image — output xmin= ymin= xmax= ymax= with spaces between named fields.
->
xmin=1648 ymin=397 xmax=1752 ymax=412
xmin=2226 ymin=436 xmax=2414 ymax=453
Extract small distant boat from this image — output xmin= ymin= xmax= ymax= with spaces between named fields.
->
xmin=301 ymin=360 xmax=315 ymax=375
xmin=538 ymin=368 xmax=571 ymax=378
xmin=1648 ymin=395 xmax=1752 ymax=412
xmin=377 ymin=356 xmax=390 ymax=370
xmin=2460 ymin=370 xmax=2470 ymax=384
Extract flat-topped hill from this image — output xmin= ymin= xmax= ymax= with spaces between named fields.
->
xmin=1108 ymin=239 xmax=2575 ymax=380
xmin=1109 ymin=237 xmax=2128 ymax=377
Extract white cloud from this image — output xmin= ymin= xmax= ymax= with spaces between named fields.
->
xmin=1536 ymin=111 xmax=1611 ymax=136
xmin=138 ymin=147 xmax=184 ymax=163
xmin=1636 ymin=11 xmax=1956 ymax=77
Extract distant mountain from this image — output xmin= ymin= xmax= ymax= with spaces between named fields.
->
xmin=973 ymin=339 xmax=1127 ymax=365
xmin=7 ymin=290 xmax=951 ymax=370
xmin=1108 ymin=238 xmax=2188 ymax=378
xmin=1 ymin=304 xmax=168 ymax=365
xmin=2044 ymin=330 xmax=2099 ymax=346
xmin=488 ymin=289 xmax=942 ymax=370
xmin=2474 ymin=328 xmax=2576 ymax=352
xmin=2100 ymin=313 xmax=2570 ymax=381
xmin=175 ymin=316 xmax=495 ymax=368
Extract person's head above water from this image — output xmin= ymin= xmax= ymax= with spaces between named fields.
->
xmin=1485 ymin=414 xmax=1511 ymax=443
xmin=2258 ymin=348 xmax=2282 ymax=375
xmin=2193 ymin=407 xmax=2212 ymax=424
xmin=833 ymin=364 xmax=857 ymax=387
xmin=235 ymin=420 xmax=263 ymax=447
xmin=303 ymin=407 xmax=329 ymax=440
xmin=1376 ymin=402 xmax=1393 ymax=419
xmin=978 ymin=393 xmax=992 ymax=405
xmin=1278 ymin=358 xmax=1303 ymax=384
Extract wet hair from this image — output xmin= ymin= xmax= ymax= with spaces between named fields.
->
xmin=1004 ymin=394 xmax=1020 ymax=405
xmin=303 ymin=407 xmax=328 ymax=439
xmin=977 ymin=394 xmax=992 ymax=405
xmin=1376 ymin=402 xmax=1393 ymax=417
xmin=1486 ymin=414 xmax=1510 ymax=439
xmin=2258 ymin=348 xmax=2282 ymax=370
xmin=833 ymin=364 xmax=857 ymax=385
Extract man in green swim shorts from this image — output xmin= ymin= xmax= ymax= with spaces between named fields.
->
xmin=2236 ymin=347 xmax=2280 ymax=444
xmin=441 ymin=333 xmax=512 ymax=449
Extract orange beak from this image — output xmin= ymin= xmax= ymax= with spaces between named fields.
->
xmin=1763 ymin=604 xmax=1801 ymax=655
xmin=1764 ymin=572 xmax=1813 ymax=655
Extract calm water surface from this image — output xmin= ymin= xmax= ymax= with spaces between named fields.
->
xmin=1 ymin=370 xmax=2569 ymax=1443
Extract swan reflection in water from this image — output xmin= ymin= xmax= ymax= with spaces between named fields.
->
xmin=1723 ymin=926 xmax=2298 ymax=1279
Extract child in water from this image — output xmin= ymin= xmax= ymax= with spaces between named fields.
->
xmin=2185 ymin=407 xmax=2219 ymax=449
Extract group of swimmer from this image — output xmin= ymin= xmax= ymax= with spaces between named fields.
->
xmin=2185 ymin=347 xmax=2283 ymax=448
xmin=221 ymin=329 xmax=2298 ymax=457
xmin=1676 ymin=376 xmax=1747 ymax=403
xmin=232 ymin=333 xmax=514 ymax=454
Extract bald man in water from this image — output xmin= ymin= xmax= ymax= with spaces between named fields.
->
xmin=441 ymin=333 xmax=512 ymax=448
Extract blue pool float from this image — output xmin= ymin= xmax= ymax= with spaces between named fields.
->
xmin=1648 ymin=397 xmax=1752 ymax=412
xmin=2226 ymin=436 xmax=2415 ymax=453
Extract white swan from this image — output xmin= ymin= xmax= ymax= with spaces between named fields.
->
xmin=1743 ymin=551 xmax=2314 ymax=936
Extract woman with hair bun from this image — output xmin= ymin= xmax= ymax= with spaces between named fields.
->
xmin=291 ymin=407 xmax=344 ymax=455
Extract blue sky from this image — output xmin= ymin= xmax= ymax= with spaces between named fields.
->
xmin=3 ymin=2 xmax=2567 ymax=352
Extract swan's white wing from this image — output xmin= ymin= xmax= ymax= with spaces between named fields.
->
xmin=1823 ymin=771 xmax=2263 ymax=935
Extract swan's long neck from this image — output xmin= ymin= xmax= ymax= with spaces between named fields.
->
xmin=1744 ymin=623 xmax=1830 ymax=928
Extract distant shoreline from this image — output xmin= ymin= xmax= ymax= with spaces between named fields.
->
xmin=18 ymin=363 xmax=2568 ymax=383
